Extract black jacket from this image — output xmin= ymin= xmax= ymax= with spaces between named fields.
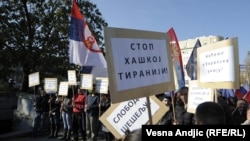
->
xmin=34 ymin=95 xmax=49 ymax=113
xmin=174 ymin=100 xmax=194 ymax=125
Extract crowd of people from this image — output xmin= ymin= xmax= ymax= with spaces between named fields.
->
xmin=31 ymin=85 xmax=250 ymax=141
xmin=32 ymin=86 xmax=114 ymax=141
xmin=156 ymin=86 xmax=250 ymax=126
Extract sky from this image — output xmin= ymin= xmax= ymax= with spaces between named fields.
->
xmin=90 ymin=0 xmax=250 ymax=64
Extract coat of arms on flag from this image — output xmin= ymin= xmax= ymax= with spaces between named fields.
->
xmin=69 ymin=0 xmax=107 ymax=68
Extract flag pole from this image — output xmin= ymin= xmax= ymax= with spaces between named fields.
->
xmin=214 ymin=89 xmax=218 ymax=103
xmin=171 ymin=91 xmax=176 ymax=122
xmin=33 ymin=86 xmax=36 ymax=103
xmin=146 ymin=96 xmax=153 ymax=125
xmin=99 ymin=93 xmax=102 ymax=118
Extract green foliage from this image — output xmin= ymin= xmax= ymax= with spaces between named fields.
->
xmin=0 ymin=0 xmax=108 ymax=92
xmin=0 ymin=80 xmax=9 ymax=92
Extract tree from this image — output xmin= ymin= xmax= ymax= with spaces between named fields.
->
xmin=0 ymin=0 xmax=107 ymax=92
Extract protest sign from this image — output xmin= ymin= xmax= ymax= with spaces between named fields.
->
xmin=68 ymin=70 xmax=77 ymax=85
xmin=197 ymin=37 xmax=240 ymax=89
xmin=58 ymin=82 xmax=69 ymax=96
xmin=80 ymin=74 xmax=93 ymax=90
xmin=99 ymin=95 xmax=168 ymax=139
xmin=95 ymin=77 xmax=109 ymax=94
xmin=104 ymin=27 xmax=175 ymax=103
xmin=28 ymin=72 xmax=40 ymax=87
xmin=44 ymin=78 xmax=58 ymax=93
xmin=187 ymin=80 xmax=214 ymax=113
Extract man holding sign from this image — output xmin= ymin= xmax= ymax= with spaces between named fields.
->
xmin=86 ymin=85 xmax=100 ymax=141
xmin=32 ymin=89 xmax=49 ymax=137
xmin=72 ymin=88 xmax=87 ymax=141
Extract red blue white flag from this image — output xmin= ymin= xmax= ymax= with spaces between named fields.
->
xmin=69 ymin=0 xmax=107 ymax=68
xmin=167 ymin=28 xmax=185 ymax=89
xmin=243 ymin=91 xmax=250 ymax=103
xmin=235 ymin=83 xmax=250 ymax=100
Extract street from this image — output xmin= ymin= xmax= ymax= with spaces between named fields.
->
xmin=3 ymin=130 xmax=108 ymax=141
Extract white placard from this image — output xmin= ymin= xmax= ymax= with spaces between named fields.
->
xmin=44 ymin=78 xmax=58 ymax=93
xmin=68 ymin=70 xmax=77 ymax=85
xmin=99 ymin=95 xmax=167 ymax=139
xmin=111 ymin=38 xmax=171 ymax=91
xmin=80 ymin=74 xmax=93 ymax=90
xmin=106 ymin=97 xmax=160 ymax=135
xmin=58 ymin=82 xmax=69 ymax=96
xmin=187 ymin=80 xmax=214 ymax=113
xmin=104 ymin=27 xmax=175 ymax=103
xmin=199 ymin=46 xmax=234 ymax=82
xmin=28 ymin=72 xmax=40 ymax=87
xmin=95 ymin=77 xmax=109 ymax=94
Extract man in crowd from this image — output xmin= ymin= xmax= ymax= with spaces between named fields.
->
xmin=72 ymin=88 xmax=87 ymax=141
xmin=32 ymin=89 xmax=49 ymax=137
xmin=86 ymin=85 xmax=100 ymax=141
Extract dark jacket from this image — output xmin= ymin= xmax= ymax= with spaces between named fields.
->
xmin=232 ymin=107 xmax=247 ymax=125
xmin=87 ymin=94 xmax=99 ymax=116
xmin=174 ymin=99 xmax=194 ymax=125
xmin=100 ymin=98 xmax=111 ymax=116
xmin=158 ymin=105 xmax=173 ymax=125
xmin=34 ymin=95 xmax=49 ymax=113
xmin=49 ymin=96 xmax=61 ymax=116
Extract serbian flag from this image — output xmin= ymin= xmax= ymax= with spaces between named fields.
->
xmin=235 ymin=84 xmax=250 ymax=103
xmin=244 ymin=91 xmax=250 ymax=103
xmin=69 ymin=0 xmax=107 ymax=68
xmin=242 ymin=84 xmax=250 ymax=103
xmin=167 ymin=28 xmax=185 ymax=89
xmin=235 ymin=86 xmax=247 ymax=99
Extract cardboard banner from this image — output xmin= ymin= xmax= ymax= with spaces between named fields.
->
xmin=28 ymin=72 xmax=40 ymax=87
xmin=58 ymin=82 xmax=69 ymax=96
xmin=187 ymin=80 xmax=214 ymax=113
xmin=95 ymin=77 xmax=109 ymax=94
xmin=80 ymin=74 xmax=93 ymax=90
xmin=104 ymin=27 xmax=175 ymax=103
xmin=197 ymin=37 xmax=240 ymax=89
xmin=99 ymin=95 xmax=168 ymax=139
xmin=68 ymin=70 xmax=77 ymax=85
xmin=44 ymin=78 xmax=58 ymax=93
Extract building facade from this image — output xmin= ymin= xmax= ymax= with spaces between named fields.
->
xmin=240 ymin=51 xmax=250 ymax=85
